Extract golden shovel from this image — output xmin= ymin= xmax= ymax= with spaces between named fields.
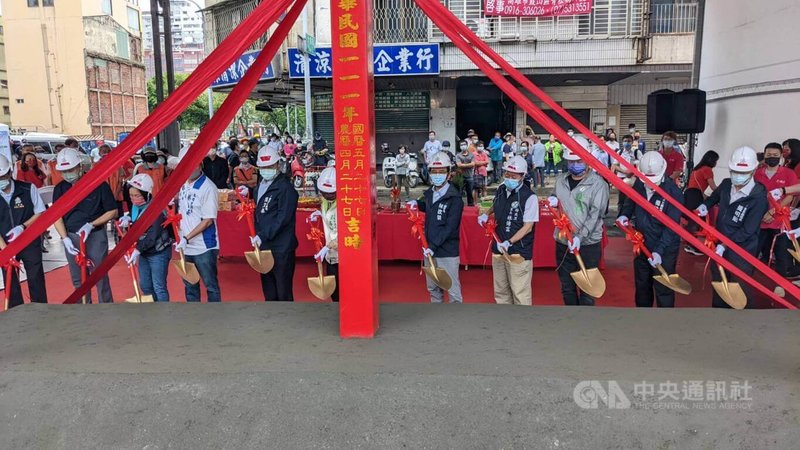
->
xmin=164 ymin=210 xmax=201 ymax=284
xmin=617 ymin=221 xmax=692 ymax=295
xmin=235 ymin=192 xmax=274 ymax=273
xmin=786 ymin=234 xmax=800 ymax=263
xmin=308 ymin=258 xmax=337 ymax=300
xmin=711 ymin=265 xmax=747 ymax=310
xmin=125 ymin=264 xmax=154 ymax=303
xmin=406 ymin=206 xmax=453 ymax=290
xmin=570 ymin=249 xmax=606 ymax=298
xmin=485 ymin=219 xmax=524 ymax=264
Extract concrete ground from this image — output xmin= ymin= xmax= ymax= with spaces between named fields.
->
xmin=0 ymin=303 xmax=798 ymax=449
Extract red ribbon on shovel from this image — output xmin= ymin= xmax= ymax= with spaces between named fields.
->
xmin=2 ymin=257 xmax=22 ymax=311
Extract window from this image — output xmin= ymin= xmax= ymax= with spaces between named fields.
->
xmin=102 ymin=0 xmax=113 ymax=15
xmin=27 ymin=0 xmax=39 ymax=7
xmin=127 ymin=7 xmax=141 ymax=31
xmin=0 ymin=80 xmax=7 ymax=89
xmin=15 ymin=99 xmax=24 ymax=104
xmin=3 ymin=107 xmax=10 ymax=115
xmin=43 ymin=0 xmax=54 ymax=6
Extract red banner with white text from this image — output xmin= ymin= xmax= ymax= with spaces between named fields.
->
xmin=484 ymin=0 xmax=593 ymax=17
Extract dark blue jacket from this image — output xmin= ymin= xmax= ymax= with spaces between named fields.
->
xmin=619 ymin=178 xmax=683 ymax=256
xmin=254 ymin=173 xmax=299 ymax=253
xmin=492 ymin=183 xmax=535 ymax=260
xmin=703 ymin=178 xmax=768 ymax=268
xmin=418 ymin=183 xmax=463 ymax=258
xmin=0 ymin=181 xmax=38 ymax=251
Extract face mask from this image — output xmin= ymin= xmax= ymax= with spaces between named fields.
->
xmin=241 ymin=157 xmax=250 ymax=164
xmin=731 ymin=172 xmax=752 ymax=186
xmin=143 ymin=154 xmax=158 ymax=163
xmin=321 ymin=192 xmax=336 ymax=202
xmin=429 ymin=135 xmax=435 ymax=141
xmin=477 ymin=146 xmax=485 ymax=152
xmin=460 ymin=145 xmax=468 ymax=151
xmin=765 ymin=157 xmax=781 ymax=168
xmin=663 ymin=140 xmax=675 ymax=148
xmin=430 ymin=173 xmax=447 ymax=187
xmin=623 ymin=142 xmax=632 ymax=150
xmin=260 ymin=168 xmax=278 ymax=180
xmin=472 ymin=139 xmax=478 ymax=144
xmin=520 ymin=147 xmax=528 ymax=152
xmin=629 ymin=128 xmax=636 ymax=133
xmin=132 ymin=197 xmax=147 ymax=207
xmin=504 ymin=178 xmax=520 ymax=190
xmin=568 ymin=163 xmax=587 ymax=176
xmin=567 ymin=131 xmax=574 ymax=137
xmin=63 ymin=171 xmax=81 ymax=183
xmin=26 ymin=159 xmax=37 ymax=167
xmin=158 ymin=156 xmax=167 ymax=165
xmin=0 ymin=179 xmax=10 ymax=190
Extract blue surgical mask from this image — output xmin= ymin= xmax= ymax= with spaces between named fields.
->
xmin=731 ymin=172 xmax=752 ymax=187
xmin=430 ymin=174 xmax=447 ymax=187
xmin=504 ymin=178 xmax=520 ymax=190
xmin=568 ymin=162 xmax=587 ymax=176
xmin=0 ymin=179 xmax=9 ymax=191
xmin=623 ymin=142 xmax=632 ymax=150
xmin=260 ymin=168 xmax=277 ymax=180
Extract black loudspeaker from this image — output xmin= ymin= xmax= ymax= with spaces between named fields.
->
xmin=672 ymin=89 xmax=706 ymax=133
xmin=647 ymin=89 xmax=675 ymax=134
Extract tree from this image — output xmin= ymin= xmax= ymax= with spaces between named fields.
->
xmin=146 ymin=74 xmax=227 ymax=131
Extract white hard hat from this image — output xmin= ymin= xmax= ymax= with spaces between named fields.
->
xmin=428 ymin=151 xmax=452 ymax=169
xmin=256 ymin=146 xmax=281 ymax=168
xmin=728 ymin=146 xmax=758 ymax=172
xmin=563 ymin=136 xmax=590 ymax=161
xmin=639 ymin=151 xmax=667 ymax=184
xmin=0 ymin=155 xmax=10 ymax=176
xmin=503 ymin=156 xmax=528 ymax=174
xmin=317 ymin=167 xmax=336 ymax=193
xmin=128 ymin=173 xmax=154 ymax=193
xmin=56 ymin=148 xmax=83 ymax=171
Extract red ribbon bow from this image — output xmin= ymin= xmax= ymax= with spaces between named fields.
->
xmin=769 ymin=196 xmax=792 ymax=231
xmin=75 ymin=251 xmax=92 ymax=269
xmin=306 ymin=225 xmax=325 ymax=254
xmin=619 ymin=223 xmax=646 ymax=256
xmin=406 ymin=206 xmax=425 ymax=241
xmin=235 ymin=189 xmax=256 ymax=222
xmin=552 ymin=212 xmax=574 ymax=241
xmin=700 ymin=216 xmax=718 ymax=250
xmin=3 ymin=258 xmax=21 ymax=272
xmin=163 ymin=206 xmax=182 ymax=230
xmin=484 ymin=216 xmax=497 ymax=239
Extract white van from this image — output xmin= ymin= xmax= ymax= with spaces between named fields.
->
xmin=11 ymin=132 xmax=69 ymax=161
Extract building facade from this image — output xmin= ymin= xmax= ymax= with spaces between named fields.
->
xmin=0 ymin=18 xmax=11 ymax=126
xmin=204 ymin=0 xmax=698 ymax=150
xmin=4 ymin=0 xmax=147 ymax=139
xmin=143 ymin=0 xmax=206 ymax=78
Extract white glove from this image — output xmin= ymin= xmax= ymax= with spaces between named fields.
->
xmin=124 ymin=249 xmax=140 ymax=266
xmin=314 ymin=246 xmax=329 ymax=261
xmin=477 ymin=214 xmax=489 ymax=227
xmin=648 ymin=252 xmax=662 ymax=268
xmin=237 ymin=185 xmax=250 ymax=198
xmin=62 ymin=237 xmax=79 ymax=256
xmin=770 ymin=188 xmax=783 ymax=201
xmin=568 ymin=236 xmax=581 ymax=253
xmin=406 ymin=200 xmax=418 ymax=210
xmin=696 ymin=204 xmax=708 ymax=218
xmin=617 ymin=215 xmax=629 ymax=228
xmin=78 ymin=223 xmax=94 ymax=241
xmin=250 ymin=235 xmax=262 ymax=248
xmin=422 ymin=247 xmax=434 ymax=257
xmin=786 ymin=227 xmax=800 ymax=240
xmin=6 ymin=225 xmax=24 ymax=242
xmin=118 ymin=214 xmax=132 ymax=229
xmin=174 ymin=236 xmax=187 ymax=253
xmin=307 ymin=210 xmax=322 ymax=223
xmin=548 ymin=196 xmax=559 ymax=209
xmin=497 ymin=240 xmax=511 ymax=253
xmin=715 ymin=244 xmax=725 ymax=257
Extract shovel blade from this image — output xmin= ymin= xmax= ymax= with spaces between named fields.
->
xmin=711 ymin=281 xmax=747 ymax=310
xmin=423 ymin=266 xmax=453 ymax=291
xmin=173 ymin=259 xmax=201 ymax=284
xmin=125 ymin=294 xmax=155 ymax=303
xmin=308 ymin=275 xmax=337 ymax=300
xmin=245 ymin=249 xmax=274 ymax=274
xmin=788 ymin=249 xmax=800 ymax=264
xmin=653 ymin=274 xmax=693 ymax=295
xmin=570 ymin=268 xmax=606 ymax=298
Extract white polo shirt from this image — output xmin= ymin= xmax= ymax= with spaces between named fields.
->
xmin=178 ymin=175 xmax=219 ymax=256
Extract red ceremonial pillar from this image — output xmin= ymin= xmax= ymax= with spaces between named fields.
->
xmin=330 ymin=0 xmax=379 ymax=337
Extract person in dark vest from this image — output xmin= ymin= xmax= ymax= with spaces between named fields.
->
xmin=549 ymin=136 xmax=609 ymax=306
xmin=407 ymin=152 xmax=464 ymax=303
xmin=617 ymin=151 xmax=684 ymax=307
xmin=53 ymin=148 xmax=117 ymax=304
xmin=478 ymin=155 xmax=539 ymax=305
xmin=0 ymin=155 xmax=47 ymax=307
xmin=696 ymin=146 xmax=767 ymax=308
xmin=251 ymin=146 xmax=299 ymax=301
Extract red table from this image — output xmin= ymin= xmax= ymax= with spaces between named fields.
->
xmin=218 ymin=205 xmax=561 ymax=267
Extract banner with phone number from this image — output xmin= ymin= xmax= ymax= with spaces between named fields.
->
xmin=484 ymin=0 xmax=593 ymax=17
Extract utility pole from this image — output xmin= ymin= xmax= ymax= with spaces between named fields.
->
xmin=150 ymin=0 xmax=165 ymax=147
xmin=302 ymin=5 xmax=313 ymax=140
xmin=161 ymin=0 xmax=181 ymax=152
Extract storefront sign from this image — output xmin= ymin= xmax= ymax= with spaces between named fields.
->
xmin=484 ymin=0 xmax=593 ymax=17
xmin=211 ymin=50 xmax=275 ymax=88
xmin=289 ymin=43 xmax=439 ymax=79
xmin=331 ymin=0 xmax=379 ymax=337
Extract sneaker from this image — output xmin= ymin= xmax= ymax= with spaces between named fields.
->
xmin=684 ymin=246 xmax=703 ymax=256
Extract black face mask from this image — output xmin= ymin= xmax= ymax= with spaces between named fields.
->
xmin=321 ymin=192 xmax=336 ymax=201
xmin=765 ymin=157 xmax=781 ymax=168
xmin=143 ymin=154 xmax=158 ymax=163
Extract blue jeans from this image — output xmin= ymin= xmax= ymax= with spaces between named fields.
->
xmin=533 ymin=167 xmax=545 ymax=187
xmin=139 ymin=247 xmax=172 ymax=302
xmin=545 ymin=160 xmax=555 ymax=176
xmin=183 ymin=249 xmax=221 ymax=302
xmin=492 ymin=160 xmax=503 ymax=182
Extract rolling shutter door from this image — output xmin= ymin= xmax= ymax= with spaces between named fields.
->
xmin=621 ymin=104 xmax=686 ymax=150
xmin=313 ymin=112 xmax=334 ymax=149
xmin=375 ymin=110 xmax=429 ymax=132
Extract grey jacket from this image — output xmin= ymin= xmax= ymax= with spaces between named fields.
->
xmin=552 ymin=171 xmax=609 ymax=246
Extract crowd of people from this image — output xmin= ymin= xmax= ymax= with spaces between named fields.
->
xmin=2 ymin=126 xmax=800 ymax=309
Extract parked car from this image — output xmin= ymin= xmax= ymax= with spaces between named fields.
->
xmin=10 ymin=132 xmax=68 ymax=161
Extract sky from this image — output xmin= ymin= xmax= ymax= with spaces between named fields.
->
xmin=142 ymin=0 xmax=206 ymax=12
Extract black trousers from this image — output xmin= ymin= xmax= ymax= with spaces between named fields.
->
xmin=462 ymin=177 xmax=474 ymax=206
xmin=683 ymin=188 xmax=704 ymax=249
xmin=260 ymin=250 xmax=296 ymax=301
xmin=2 ymin=242 xmax=47 ymax=308
xmin=556 ymin=242 xmax=602 ymax=306
xmin=711 ymin=253 xmax=754 ymax=309
xmin=325 ymin=261 xmax=339 ymax=302
xmin=634 ymin=251 xmax=677 ymax=307
xmin=774 ymin=217 xmax=800 ymax=277
xmin=757 ymin=228 xmax=780 ymax=264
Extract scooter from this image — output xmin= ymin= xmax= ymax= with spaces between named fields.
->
xmin=292 ymin=151 xmax=314 ymax=189
xmin=382 ymin=155 xmax=396 ymax=188
xmin=407 ymin=153 xmax=420 ymax=188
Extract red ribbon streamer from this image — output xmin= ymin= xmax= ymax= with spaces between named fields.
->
xmin=2 ymin=258 xmax=21 ymax=309
xmin=769 ymin=196 xmax=792 ymax=231
xmin=63 ymin=0 xmax=305 ymax=304
xmin=415 ymin=0 xmax=798 ymax=308
xmin=306 ymin=223 xmax=325 ymax=257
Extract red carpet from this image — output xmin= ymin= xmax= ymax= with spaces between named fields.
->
xmin=25 ymin=237 xmax=790 ymax=308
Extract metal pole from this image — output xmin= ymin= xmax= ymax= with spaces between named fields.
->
xmin=208 ymin=88 xmax=214 ymax=119
xmin=150 ymin=0 xmax=165 ymax=148
xmin=161 ymin=0 xmax=180 ymax=153
xmin=294 ymin=103 xmax=298 ymax=137
xmin=687 ymin=0 xmax=705 ymax=177
xmin=302 ymin=6 xmax=313 ymax=140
